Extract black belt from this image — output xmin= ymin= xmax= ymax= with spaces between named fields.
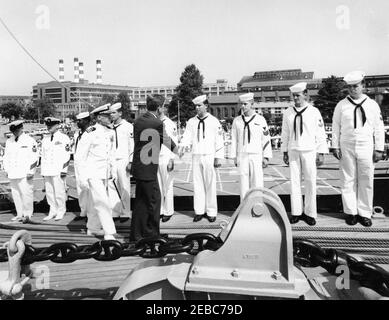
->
xmin=293 ymin=107 xmax=308 ymax=140
xmin=347 ymin=97 xmax=367 ymax=129
xmin=241 ymin=114 xmax=256 ymax=145
xmin=197 ymin=116 xmax=208 ymax=142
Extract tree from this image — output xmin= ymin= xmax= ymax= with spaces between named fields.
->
xmin=115 ymin=92 xmax=133 ymax=121
xmin=168 ymin=64 xmax=204 ymax=124
xmin=32 ymin=97 xmax=56 ymax=122
xmin=0 ymin=103 xmax=23 ymax=121
xmin=314 ymin=76 xmax=348 ymax=123
xmin=101 ymin=94 xmax=116 ymax=105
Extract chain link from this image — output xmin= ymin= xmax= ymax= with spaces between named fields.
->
xmin=1 ymin=234 xmax=388 ymax=297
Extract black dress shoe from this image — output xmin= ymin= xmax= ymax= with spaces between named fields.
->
xmin=161 ymin=215 xmax=172 ymax=223
xmin=303 ymin=215 xmax=316 ymax=226
xmin=345 ymin=215 xmax=358 ymax=226
xmin=207 ymin=216 xmax=216 ymax=223
xmin=193 ymin=215 xmax=204 ymax=222
xmin=74 ymin=216 xmax=87 ymax=221
xmin=358 ymin=216 xmax=372 ymax=227
xmin=289 ymin=216 xmax=300 ymax=224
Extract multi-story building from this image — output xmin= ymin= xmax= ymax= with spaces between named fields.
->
xmin=0 ymin=95 xmax=31 ymax=106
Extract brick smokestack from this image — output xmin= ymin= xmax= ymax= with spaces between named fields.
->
xmin=74 ymin=57 xmax=79 ymax=83
xmin=59 ymin=59 xmax=64 ymax=81
xmin=96 ymin=59 xmax=102 ymax=84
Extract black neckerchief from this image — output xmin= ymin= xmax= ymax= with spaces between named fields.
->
xmin=347 ymin=96 xmax=367 ymax=129
xmin=293 ymin=106 xmax=308 ymax=140
xmin=241 ymin=114 xmax=256 ymax=145
xmin=197 ymin=116 xmax=208 ymax=142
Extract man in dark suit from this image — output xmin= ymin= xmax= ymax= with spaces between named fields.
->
xmin=130 ymin=95 xmax=178 ymax=241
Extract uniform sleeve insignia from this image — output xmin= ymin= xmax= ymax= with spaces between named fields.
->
xmin=263 ymin=127 xmax=269 ymax=136
xmin=218 ymin=126 xmax=223 ymax=135
xmin=130 ymin=133 xmax=134 ymax=138
xmin=65 ymin=144 xmax=70 ymax=152
xmin=32 ymin=145 xmax=37 ymax=152
xmin=55 ymin=141 xmax=62 ymax=145
xmin=318 ymin=119 xmax=324 ymax=127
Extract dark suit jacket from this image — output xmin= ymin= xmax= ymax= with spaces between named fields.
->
xmin=132 ymin=112 xmax=177 ymax=181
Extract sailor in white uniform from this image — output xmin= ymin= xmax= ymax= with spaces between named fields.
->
xmin=332 ymin=71 xmax=385 ymax=227
xmin=73 ymin=112 xmax=92 ymax=221
xmin=76 ymin=104 xmax=117 ymax=240
xmin=40 ymin=117 xmax=71 ymax=221
xmin=3 ymin=120 xmax=38 ymax=223
xmin=230 ymin=92 xmax=272 ymax=201
xmin=108 ymin=102 xmax=134 ymax=222
xmin=179 ymin=95 xmax=224 ymax=223
xmin=281 ymin=82 xmax=328 ymax=226
xmin=157 ymin=101 xmax=178 ymax=222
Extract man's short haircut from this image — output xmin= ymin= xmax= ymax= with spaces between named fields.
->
xmin=147 ymin=94 xmax=165 ymax=111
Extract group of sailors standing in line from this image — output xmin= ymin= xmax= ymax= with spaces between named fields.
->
xmin=2 ymin=70 xmax=385 ymax=241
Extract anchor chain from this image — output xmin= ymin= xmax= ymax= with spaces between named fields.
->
xmin=0 ymin=233 xmax=388 ymax=298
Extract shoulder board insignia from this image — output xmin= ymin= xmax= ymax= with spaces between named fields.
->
xmin=32 ymin=145 xmax=37 ymax=153
xmin=21 ymin=145 xmax=28 ymax=148
xmin=55 ymin=141 xmax=62 ymax=145
xmin=86 ymin=127 xmax=96 ymax=133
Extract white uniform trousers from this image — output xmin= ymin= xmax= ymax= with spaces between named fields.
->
xmin=192 ymin=154 xmax=218 ymax=217
xmin=10 ymin=178 xmax=34 ymax=218
xmin=44 ymin=176 xmax=67 ymax=219
xmin=87 ymin=178 xmax=116 ymax=235
xmin=238 ymin=153 xmax=264 ymax=201
xmin=158 ymin=156 xmax=175 ymax=216
xmin=108 ymin=159 xmax=132 ymax=218
xmin=339 ymin=142 xmax=374 ymax=218
xmin=76 ymin=181 xmax=89 ymax=217
xmin=289 ymin=150 xmax=317 ymax=218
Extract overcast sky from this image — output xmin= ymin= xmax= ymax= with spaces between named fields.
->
xmin=1 ymin=0 xmax=389 ymax=95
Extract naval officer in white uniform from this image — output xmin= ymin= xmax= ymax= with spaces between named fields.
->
xmin=108 ymin=102 xmax=134 ymax=222
xmin=281 ymin=82 xmax=328 ymax=226
xmin=73 ymin=112 xmax=92 ymax=220
xmin=3 ymin=120 xmax=38 ymax=223
xmin=40 ymin=117 xmax=71 ymax=221
xmin=76 ymin=104 xmax=117 ymax=240
xmin=230 ymin=92 xmax=272 ymax=201
xmin=332 ymin=71 xmax=385 ymax=227
xmin=179 ymin=95 xmax=224 ymax=223
xmin=157 ymin=101 xmax=178 ymax=222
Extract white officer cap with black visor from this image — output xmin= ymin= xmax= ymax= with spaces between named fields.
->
xmin=110 ymin=102 xmax=122 ymax=112
xmin=44 ymin=117 xmax=61 ymax=127
xmin=343 ymin=71 xmax=366 ymax=85
xmin=90 ymin=103 xmax=112 ymax=115
xmin=9 ymin=120 xmax=24 ymax=132
xmin=76 ymin=112 xmax=90 ymax=120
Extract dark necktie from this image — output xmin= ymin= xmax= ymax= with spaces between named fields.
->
xmin=51 ymin=134 xmax=54 ymax=142
xmin=15 ymin=136 xmax=19 ymax=142
xmin=293 ymin=107 xmax=308 ymax=140
xmin=242 ymin=114 xmax=256 ymax=145
xmin=197 ymin=116 xmax=208 ymax=142
xmin=113 ymin=124 xmax=121 ymax=149
xmin=75 ymin=130 xmax=83 ymax=151
xmin=347 ymin=97 xmax=367 ymax=129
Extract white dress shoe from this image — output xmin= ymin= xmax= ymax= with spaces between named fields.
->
xmin=87 ymin=230 xmax=105 ymax=236
xmin=43 ymin=215 xmax=56 ymax=221
xmin=11 ymin=216 xmax=22 ymax=222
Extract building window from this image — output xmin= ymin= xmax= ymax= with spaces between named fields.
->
xmin=224 ymin=108 xmax=228 ymax=118
xmin=217 ymin=108 xmax=221 ymax=119
xmin=231 ymin=108 xmax=236 ymax=117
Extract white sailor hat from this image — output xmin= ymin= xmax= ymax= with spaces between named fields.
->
xmin=76 ymin=112 xmax=90 ymax=120
xmin=9 ymin=120 xmax=24 ymax=131
xmin=289 ymin=82 xmax=307 ymax=93
xmin=44 ymin=117 xmax=61 ymax=126
xmin=90 ymin=103 xmax=111 ymax=115
xmin=110 ymin=102 xmax=122 ymax=111
xmin=239 ymin=92 xmax=254 ymax=103
xmin=192 ymin=95 xmax=207 ymax=105
xmin=343 ymin=71 xmax=366 ymax=85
